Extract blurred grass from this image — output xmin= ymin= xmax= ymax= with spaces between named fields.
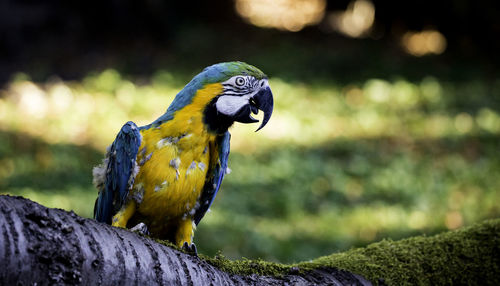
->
xmin=1 ymin=67 xmax=500 ymax=263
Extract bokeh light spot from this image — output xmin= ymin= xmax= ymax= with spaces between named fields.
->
xmin=402 ymin=30 xmax=447 ymax=56
xmin=476 ymin=108 xmax=500 ymax=133
xmin=327 ymin=0 xmax=375 ymax=38
xmin=344 ymin=86 xmax=364 ymax=107
xmin=364 ymin=79 xmax=391 ymax=103
xmin=345 ymin=179 xmax=364 ymax=201
xmin=235 ymin=0 xmax=326 ymax=32
xmin=454 ymin=113 xmax=474 ymax=134
xmin=408 ymin=211 xmax=427 ymax=230
xmin=10 ymin=81 xmax=48 ymax=119
xmin=445 ymin=211 xmax=463 ymax=229
xmin=48 ymin=82 xmax=74 ymax=115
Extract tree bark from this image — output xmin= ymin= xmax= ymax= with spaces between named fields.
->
xmin=0 ymin=195 xmax=371 ymax=285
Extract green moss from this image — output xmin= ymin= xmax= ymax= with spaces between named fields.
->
xmin=201 ymin=253 xmax=291 ymax=277
xmin=301 ymin=218 xmax=500 ymax=285
xmin=197 ymin=219 xmax=500 ymax=285
xmin=153 ymin=238 xmax=180 ymax=251
xmin=153 ymin=238 xmax=291 ymax=276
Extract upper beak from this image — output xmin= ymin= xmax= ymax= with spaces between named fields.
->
xmin=251 ymin=86 xmax=274 ymax=131
xmin=232 ymin=86 xmax=274 ymax=131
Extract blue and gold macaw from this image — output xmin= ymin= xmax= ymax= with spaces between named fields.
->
xmin=93 ymin=62 xmax=273 ymax=251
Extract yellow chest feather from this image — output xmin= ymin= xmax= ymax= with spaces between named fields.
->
xmin=133 ymin=121 xmax=215 ymax=220
xmin=128 ymin=83 xmax=222 ymax=228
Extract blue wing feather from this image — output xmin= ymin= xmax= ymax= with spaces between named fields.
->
xmin=194 ymin=131 xmax=231 ymax=225
xmin=94 ymin=121 xmax=141 ymax=224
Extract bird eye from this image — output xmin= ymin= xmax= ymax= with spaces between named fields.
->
xmin=235 ymin=77 xmax=245 ymax=86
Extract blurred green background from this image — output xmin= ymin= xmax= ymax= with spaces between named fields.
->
xmin=1 ymin=0 xmax=500 ymax=263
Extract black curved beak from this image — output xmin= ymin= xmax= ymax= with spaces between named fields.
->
xmin=252 ymin=86 xmax=274 ymax=131
xmin=233 ymin=86 xmax=274 ymax=131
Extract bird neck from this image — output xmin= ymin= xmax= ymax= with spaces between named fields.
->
xmin=168 ymin=82 xmax=233 ymax=135
xmin=203 ymin=97 xmax=234 ymax=134
xmin=155 ymin=82 xmax=228 ymax=136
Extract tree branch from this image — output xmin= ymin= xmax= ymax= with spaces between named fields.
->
xmin=0 ymin=195 xmax=370 ymax=285
xmin=2 ymin=194 xmax=499 ymax=285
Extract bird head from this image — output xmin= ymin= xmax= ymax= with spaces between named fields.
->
xmin=159 ymin=62 xmax=274 ymax=134
xmin=212 ymin=62 xmax=273 ymax=131
xmin=202 ymin=62 xmax=273 ymax=133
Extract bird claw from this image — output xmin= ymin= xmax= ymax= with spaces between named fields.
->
xmin=130 ymin=222 xmax=150 ymax=236
xmin=182 ymin=242 xmax=198 ymax=256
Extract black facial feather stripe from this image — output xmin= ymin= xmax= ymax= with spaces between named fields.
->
xmin=222 ymin=86 xmax=248 ymax=92
xmin=222 ymin=84 xmax=252 ymax=89
xmin=251 ymin=80 xmax=259 ymax=89
xmin=221 ymin=91 xmax=252 ymax=97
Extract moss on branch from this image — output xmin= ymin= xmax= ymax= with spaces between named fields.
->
xmin=202 ymin=219 xmax=500 ymax=285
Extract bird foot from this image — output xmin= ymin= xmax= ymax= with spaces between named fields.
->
xmin=182 ymin=242 xmax=198 ymax=256
xmin=130 ymin=222 xmax=150 ymax=236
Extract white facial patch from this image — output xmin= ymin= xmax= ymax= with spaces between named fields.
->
xmin=216 ymin=95 xmax=250 ymax=116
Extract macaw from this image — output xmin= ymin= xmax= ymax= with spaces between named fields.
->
xmin=93 ymin=62 xmax=273 ymax=251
